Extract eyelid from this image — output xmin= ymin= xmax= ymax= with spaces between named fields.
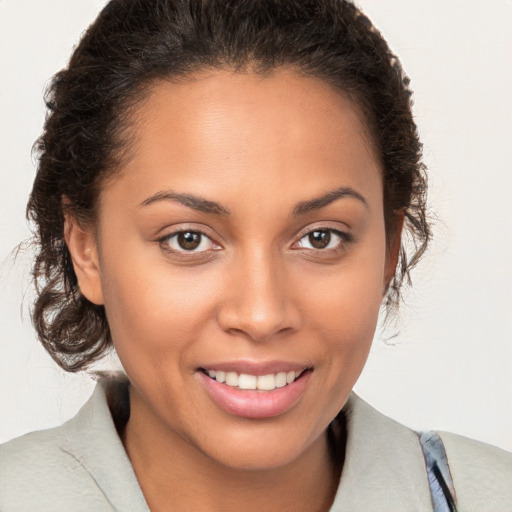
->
xmin=157 ymin=225 xmax=223 ymax=254
xmin=294 ymin=222 xmax=352 ymax=241
xmin=155 ymin=222 xmax=219 ymax=241
xmin=154 ymin=222 xmax=352 ymax=257
xmin=291 ymin=225 xmax=353 ymax=251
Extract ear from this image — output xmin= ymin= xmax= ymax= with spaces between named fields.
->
xmin=384 ymin=210 xmax=405 ymax=292
xmin=63 ymin=207 xmax=104 ymax=306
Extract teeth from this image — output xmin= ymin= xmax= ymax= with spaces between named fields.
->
xmin=205 ymin=369 xmax=304 ymax=391
xmin=238 ymin=374 xmax=257 ymax=390
xmin=275 ymin=372 xmax=287 ymax=388
xmin=225 ymin=372 xmax=239 ymax=387
xmin=257 ymin=374 xmax=276 ymax=391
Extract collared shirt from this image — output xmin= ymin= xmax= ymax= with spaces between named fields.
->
xmin=1 ymin=382 xmax=511 ymax=511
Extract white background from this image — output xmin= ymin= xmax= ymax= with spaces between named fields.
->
xmin=1 ymin=1 xmax=511 ymax=451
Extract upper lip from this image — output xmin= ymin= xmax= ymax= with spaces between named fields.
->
xmin=198 ymin=359 xmax=312 ymax=376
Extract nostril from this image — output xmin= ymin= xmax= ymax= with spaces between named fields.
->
xmin=222 ymin=323 xmax=294 ymax=343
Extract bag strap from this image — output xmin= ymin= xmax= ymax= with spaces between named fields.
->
xmin=418 ymin=431 xmax=458 ymax=512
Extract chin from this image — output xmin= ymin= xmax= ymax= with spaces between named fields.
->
xmin=191 ymin=419 xmax=328 ymax=472
xmin=206 ymin=441 xmax=314 ymax=472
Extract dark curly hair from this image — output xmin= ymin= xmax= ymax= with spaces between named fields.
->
xmin=27 ymin=0 xmax=430 ymax=372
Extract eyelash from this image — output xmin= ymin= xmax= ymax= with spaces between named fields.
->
xmin=157 ymin=227 xmax=352 ymax=257
xmin=293 ymin=228 xmax=352 ymax=252
xmin=158 ymin=229 xmax=221 ymax=255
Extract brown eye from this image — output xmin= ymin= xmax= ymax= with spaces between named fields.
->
xmin=177 ymin=231 xmax=201 ymax=250
xmin=308 ymin=230 xmax=331 ymax=249
xmin=161 ymin=230 xmax=219 ymax=253
xmin=295 ymin=228 xmax=348 ymax=251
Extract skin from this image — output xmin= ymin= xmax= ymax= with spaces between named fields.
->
xmin=65 ymin=69 xmax=402 ymax=512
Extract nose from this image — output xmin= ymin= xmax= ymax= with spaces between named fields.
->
xmin=216 ymin=249 xmax=302 ymax=342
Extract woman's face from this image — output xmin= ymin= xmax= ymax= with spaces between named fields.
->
xmin=74 ymin=69 xmax=398 ymax=470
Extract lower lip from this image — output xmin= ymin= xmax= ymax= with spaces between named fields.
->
xmin=198 ymin=371 xmax=311 ymax=419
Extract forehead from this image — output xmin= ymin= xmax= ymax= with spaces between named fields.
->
xmin=106 ymin=69 xmax=382 ymax=213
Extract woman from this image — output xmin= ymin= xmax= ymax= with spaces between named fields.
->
xmin=1 ymin=1 xmax=510 ymax=511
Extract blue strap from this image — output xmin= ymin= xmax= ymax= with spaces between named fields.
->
xmin=419 ymin=431 xmax=458 ymax=512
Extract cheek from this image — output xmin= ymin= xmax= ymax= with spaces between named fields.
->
xmin=298 ymin=243 xmax=387 ymax=376
xmin=304 ymin=254 xmax=385 ymax=337
xmin=98 ymin=243 xmax=222 ymax=364
xmin=317 ymin=283 xmax=380 ymax=375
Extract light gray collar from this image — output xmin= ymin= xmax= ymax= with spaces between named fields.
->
xmin=59 ymin=382 xmax=150 ymax=512
xmin=330 ymin=393 xmax=432 ymax=511
xmin=60 ymin=383 xmax=432 ymax=511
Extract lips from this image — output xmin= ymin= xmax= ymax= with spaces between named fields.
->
xmin=197 ymin=362 xmax=312 ymax=419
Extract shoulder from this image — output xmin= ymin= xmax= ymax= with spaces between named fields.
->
xmin=0 ymin=423 xmax=114 ymax=512
xmin=0 ymin=382 xmax=147 ymax=512
xmin=336 ymin=394 xmax=434 ymax=510
xmin=436 ymin=430 xmax=512 ymax=511
xmin=337 ymin=394 xmax=512 ymax=511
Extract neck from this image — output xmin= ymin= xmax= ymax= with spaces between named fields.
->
xmin=121 ymin=386 xmax=344 ymax=512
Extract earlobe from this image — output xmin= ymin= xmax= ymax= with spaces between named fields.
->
xmin=384 ymin=211 xmax=405 ymax=292
xmin=63 ymin=210 xmax=104 ymax=305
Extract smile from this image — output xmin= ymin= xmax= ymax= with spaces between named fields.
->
xmin=198 ymin=366 xmax=312 ymax=419
xmin=204 ymin=370 xmax=304 ymax=391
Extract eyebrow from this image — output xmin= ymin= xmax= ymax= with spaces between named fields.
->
xmin=292 ymin=186 xmax=368 ymax=215
xmin=139 ymin=185 xmax=367 ymax=217
xmin=139 ymin=190 xmax=230 ymax=215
